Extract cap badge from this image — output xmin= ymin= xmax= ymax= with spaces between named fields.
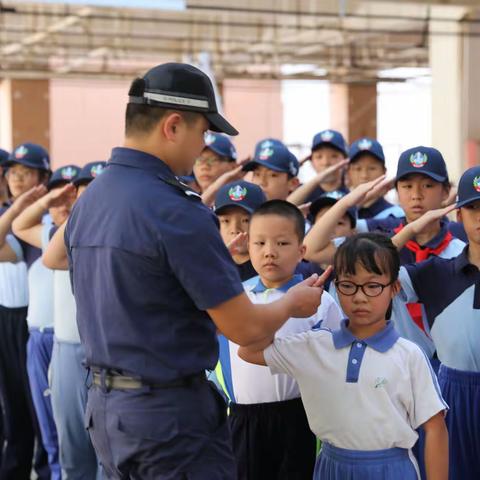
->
xmin=230 ymin=146 xmax=237 ymax=160
xmin=358 ymin=139 xmax=372 ymax=150
xmin=15 ymin=145 xmax=28 ymax=159
xmin=204 ymin=132 xmax=216 ymax=146
xmin=42 ymin=157 xmax=50 ymax=170
xmin=320 ymin=130 xmax=334 ymax=142
xmin=228 ymin=185 xmax=247 ymax=202
xmin=473 ymin=176 xmax=480 ymax=193
xmin=90 ymin=164 xmax=104 ymax=178
xmin=259 ymin=147 xmax=274 ymax=160
xmin=61 ymin=166 xmax=77 ymax=179
xmin=409 ymin=152 xmax=427 ymax=168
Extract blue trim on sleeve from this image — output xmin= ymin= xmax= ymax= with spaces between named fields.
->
xmin=217 ymin=334 xmax=236 ymax=403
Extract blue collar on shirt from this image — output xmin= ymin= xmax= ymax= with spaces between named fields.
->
xmin=332 ymin=319 xmax=399 ymax=353
xmin=109 ymin=147 xmax=177 ymax=180
xmin=251 ymin=274 xmax=303 ymax=293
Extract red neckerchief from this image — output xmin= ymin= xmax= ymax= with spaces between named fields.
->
xmin=394 ymin=224 xmax=453 ymax=332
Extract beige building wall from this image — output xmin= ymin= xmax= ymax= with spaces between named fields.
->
xmin=49 ymin=78 xmax=129 ymax=169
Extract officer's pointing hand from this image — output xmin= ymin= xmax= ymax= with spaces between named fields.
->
xmin=284 ymin=266 xmax=333 ymax=318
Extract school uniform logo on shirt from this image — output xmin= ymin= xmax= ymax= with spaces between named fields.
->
xmin=90 ymin=164 xmax=104 ymax=178
xmin=320 ymin=130 xmax=334 ymax=142
xmin=204 ymin=132 xmax=216 ymax=146
xmin=374 ymin=377 xmax=388 ymax=389
xmin=14 ymin=145 xmax=28 ymax=159
xmin=409 ymin=152 xmax=428 ymax=168
xmin=61 ymin=167 xmax=78 ymax=180
xmin=358 ymin=138 xmax=372 ymax=150
xmin=473 ymin=176 xmax=480 ymax=193
xmin=228 ymin=185 xmax=247 ymax=201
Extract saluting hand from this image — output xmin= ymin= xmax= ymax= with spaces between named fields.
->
xmin=227 ymin=232 xmax=248 ymax=256
xmin=407 ymin=204 xmax=457 ymax=236
xmin=11 ymin=185 xmax=48 ymax=215
xmin=40 ymin=183 xmax=77 ymax=210
xmin=284 ymin=266 xmax=333 ymax=318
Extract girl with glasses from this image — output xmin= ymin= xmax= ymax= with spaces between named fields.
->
xmin=239 ymin=232 xmax=448 ymax=480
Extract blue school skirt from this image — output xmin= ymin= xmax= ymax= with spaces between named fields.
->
xmin=314 ymin=443 xmax=419 ymax=479
xmin=438 ymin=365 xmax=480 ymax=480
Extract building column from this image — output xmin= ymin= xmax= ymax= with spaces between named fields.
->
xmin=329 ymin=83 xmax=377 ymax=144
xmin=0 ymin=79 xmax=50 ymax=152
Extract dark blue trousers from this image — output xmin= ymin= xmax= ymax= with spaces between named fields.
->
xmin=85 ymin=377 xmax=236 ymax=479
xmin=27 ymin=328 xmax=61 ymax=480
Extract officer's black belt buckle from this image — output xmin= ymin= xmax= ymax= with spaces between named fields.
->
xmin=91 ymin=369 xmax=206 ymax=392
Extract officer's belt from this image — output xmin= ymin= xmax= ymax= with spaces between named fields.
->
xmin=92 ymin=370 xmax=206 ymax=390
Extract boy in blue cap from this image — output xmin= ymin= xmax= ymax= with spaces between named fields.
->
xmin=244 ymin=138 xmax=300 ymax=200
xmin=391 ymin=165 xmax=480 ymax=480
xmin=12 ymin=165 xmax=79 ymax=480
xmin=347 ymin=137 xmax=404 ymax=220
xmin=193 ymin=131 xmax=237 ymax=193
xmin=218 ymin=200 xmax=342 ymax=480
xmin=0 ymin=142 xmax=53 ymax=480
xmin=288 ymin=129 xmax=349 ymax=205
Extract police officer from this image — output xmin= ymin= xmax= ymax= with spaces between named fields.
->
xmin=65 ymin=63 xmax=325 ymax=479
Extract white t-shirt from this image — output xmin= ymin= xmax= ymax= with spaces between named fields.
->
xmin=53 ymin=270 xmax=80 ymax=343
xmin=264 ymin=320 xmax=447 ymax=450
xmin=0 ymin=235 xmax=28 ymax=308
xmin=219 ymin=274 xmax=343 ymax=404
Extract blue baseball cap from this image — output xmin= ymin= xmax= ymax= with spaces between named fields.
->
xmin=396 ymin=146 xmax=448 ymax=183
xmin=456 ymin=166 xmax=480 ymax=208
xmin=311 ymin=130 xmax=348 ymax=157
xmin=243 ymin=139 xmax=299 ymax=177
xmin=309 ymin=190 xmax=357 ymax=228
xmin=214 ymin=180 xmax=266 ymax=215
xmin=349 ymin=138 xmax=385 ymax=164
xmin=73 ymin=161 xmax=107 ymax=186
xmin=6 ymin=143 xmax=50 ymax=172
xmin=203 ymin=132 xmax=237 ymax=161
xmin=48 ymin=165 xmax=80 ymax=190
xmin=0 ymin=149 xmax=9 ymax=167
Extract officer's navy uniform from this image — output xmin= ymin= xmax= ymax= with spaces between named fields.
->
xmin=66 ymin=146 xmax=244 ymax=479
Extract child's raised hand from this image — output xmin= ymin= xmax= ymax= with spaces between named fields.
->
xmin=11 ymin=185 xmax=48 ymax=214
xmin=341 ymin=175 xmax=387 ymax=208
xmin=408 ymin=204 xmax=457 ymax=235
xmin=227 ymin=232 xmax=248 ymax=256
xmin=41 ymin=183 xmax=76 ymax=209
xmin=311 ymin=265 xmax=333 ymax=288
xmin=315 ymin=159 xmax=349 ymax=185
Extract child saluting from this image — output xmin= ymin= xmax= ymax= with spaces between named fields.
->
xmin=239 ymin=232 xmax=448 ymax=480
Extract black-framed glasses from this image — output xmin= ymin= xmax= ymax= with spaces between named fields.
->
xmin=335 ymin=280 xmax=394 ymax=298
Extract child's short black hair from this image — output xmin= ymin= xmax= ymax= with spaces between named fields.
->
xmin=334 ymin=233 xmax=399 ymax=319
xmin=251 ymin=200 xmax=305 ymax=242
xmin=395 ymin=173 xmax=450 ymax=191
xmin=334 ymin=232 xmax=400 ymax=284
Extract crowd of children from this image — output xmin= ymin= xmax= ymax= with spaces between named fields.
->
xmin=0 ymin=124 xmax=478 ymax=480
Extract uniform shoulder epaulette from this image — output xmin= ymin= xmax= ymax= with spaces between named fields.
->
xmin=159 ymin=176 xmax=202 ymax=200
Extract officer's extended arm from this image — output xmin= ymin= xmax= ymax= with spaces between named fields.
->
xmin=208 ymin=269 xmax=331 ymax=347
xmin=42 ymin=221 xmax=68 ymax=270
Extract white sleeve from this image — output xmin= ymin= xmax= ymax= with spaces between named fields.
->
xmin=408 ymin=345 xmax=448 ymax=429
xmin=264 ymin=331 xmax=311 ymax=377
xmin=6 ymin=234 xmax=23 ymax=262
xmin=398 ymin=266 xmax=419 ymax=303
xmin=355 ymin=219 xmax=369 ymax=233
xmin=332 ymin=236 xmax=346 ymax=248
xmin=319 ymin=290 xmax=343 ymax=330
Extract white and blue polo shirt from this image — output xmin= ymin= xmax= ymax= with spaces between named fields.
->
xmin=218 ymin=274 xmax=343 ymax=404
xmin=264 ymin=320 xmax=448 ymax=450
xmin=399 ymin=246 xmax=480 ymax=371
